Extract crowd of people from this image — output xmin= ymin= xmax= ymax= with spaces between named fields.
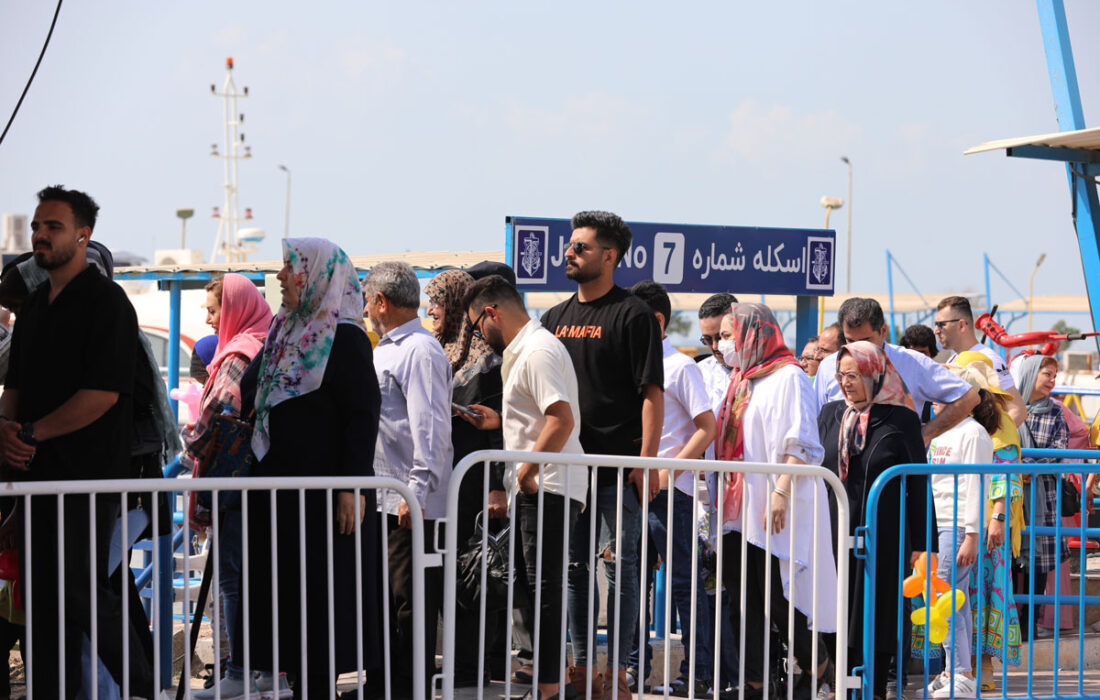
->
xmin=0 ymin=189 xmax=1096 ymax=700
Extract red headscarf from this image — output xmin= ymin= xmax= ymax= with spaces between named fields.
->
xmin=714 ymin=303 xmax=801 ymax=521
xmin=835 ymin=340 xmax=912 ymax=479
xmin=203 ymin=273 xmax=273 ymax=406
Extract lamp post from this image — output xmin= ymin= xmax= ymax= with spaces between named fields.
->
xmin=176 ymin=208 xmax=194 ymax=249
xmin=1028 ymin=252 xmax=1046 ymax=331
xmin=278 ymin=164 xmax=291 ymax=238
xmin=819 ymin=196 xmax=844 ymax=333
xmin=841 ymin=156 xmax=853 ymax=293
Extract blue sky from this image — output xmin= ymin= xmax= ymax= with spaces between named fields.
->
xmin=1 ymin=1 xmax=1098 ymax=305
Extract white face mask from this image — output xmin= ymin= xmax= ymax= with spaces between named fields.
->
xmin=717 ymin=339 xmax=738 ymax=367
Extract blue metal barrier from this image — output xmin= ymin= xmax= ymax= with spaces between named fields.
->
xmin=862 ymin=455 xmax=1098 ymax=700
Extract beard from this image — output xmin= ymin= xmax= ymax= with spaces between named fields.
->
xmin=34 ymin=243 xmax=76 ymax=271
xmin=484 ymin=325 xmax=507 ymax=355
xmin=564 ymin=260 xmax=599 ymax=284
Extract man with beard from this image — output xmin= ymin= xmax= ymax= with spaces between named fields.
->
xmin=538 ymin=211 xmax=663 ymax=700
xmin=460 ymin=274 xmax=588 ymax=700
xmin=0 ymin=185 xmax=152 ymax=696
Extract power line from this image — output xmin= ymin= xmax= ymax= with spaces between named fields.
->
xmin=0 ymin=0 xmax=64 ymax=149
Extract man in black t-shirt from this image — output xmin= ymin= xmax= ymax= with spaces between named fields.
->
xmin=539 ymin=210 xmax=663 ymax=700
xmin=0 ymin=186 xmax=153 ymax=697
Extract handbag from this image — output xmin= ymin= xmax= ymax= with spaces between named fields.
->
xmin=456 ymin=511 xmax=517 ymax=614
xmin=194 ymin=411 xmax=255 ymax=517
xmin=1060 ymin=476 xmax=1081 ymax=517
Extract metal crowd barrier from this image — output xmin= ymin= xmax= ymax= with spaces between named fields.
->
xmin=440 ymin=451 xmax=854 ymax=700
xmin=862 ymin=450 xmax=1100 ymax=700
xmin=0 ymin=475 xmax=426 ymax=700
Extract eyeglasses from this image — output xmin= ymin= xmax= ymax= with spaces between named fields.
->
xmin=834 ymin=371 xmax=862 ymax=384
xmin=799 ymin=355 xmax=818 ymax=363
xmin=812 ymin=347 xmax=834 ymax=359
xmin=700 ymin=334 xmax=717 ymax=347
xmin=933 ymin=319 xmax=964 ymax=330
xmin=568 ymin=241 xmax=612 ymax=255
xmin=466 ymin=304 xmax=498 ymax=340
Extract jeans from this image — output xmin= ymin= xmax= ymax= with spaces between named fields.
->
xmin=645 ymin=489 xmax=713 ymax=681
xmin=220 ymin=510 xmax=244 ymax=680
xmin=568 ymin=483 xmax=642 ymax=670
xmin=936 ymin=526 xmax=973 ymax=674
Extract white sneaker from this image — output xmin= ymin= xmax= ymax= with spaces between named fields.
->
xmin=932 ymin=674 xmax=977 ymax=699
xmin=1093 ymin=619 xmax=1100 ymax=633
xmin=1035 ymin=625 xmax=1054 ymax=638
xmin=193 ymin=676 xmax=256 ymax=700
xmin=926 ymin=672 xmax=949 ymax=695
xmin=256 ymin=671 xmax=294 ymax=699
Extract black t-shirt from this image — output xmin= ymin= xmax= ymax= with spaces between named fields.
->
xmin=539 ymin=285 xmax=663 ymax=482
xmin=6 ymin=265 xmax=138 ymax=481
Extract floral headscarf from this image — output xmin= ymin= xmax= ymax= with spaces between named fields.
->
xmin=423 ymin=269 xmax=494 ymax=374
xmin=714 ymin=302 xmax=801 ymax=521
xmin=836 ymin=340 xmax=912 ymax=479
xmin=252 ymin=238 xmax=366 ymax=460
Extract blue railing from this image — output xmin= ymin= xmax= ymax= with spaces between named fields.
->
xmin=861 ymin=449 xmax=1098 ymax=700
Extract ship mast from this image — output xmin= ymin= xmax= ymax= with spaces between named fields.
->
xmin=209 ymin=57 xmax=253 ymax=262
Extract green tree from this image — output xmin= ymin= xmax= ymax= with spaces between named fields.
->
xmin=1051 ymin=319 xmax=1081 ymax=353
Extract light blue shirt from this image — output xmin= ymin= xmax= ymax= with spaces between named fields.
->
xmin=373 ymin=317 xmax=453 ymax=519
xmin=815 ymin=342 xmax=972 ymax=420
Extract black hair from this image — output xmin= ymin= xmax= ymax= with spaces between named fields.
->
xmin=936 ymin=295 xmax=974 ymax=323
xmin=571 ymin=210 xmax=632 ymax=264
xmin=823 ymin=321 xmax=846 ymax=344
xmin=37 ymin=185 xmax=100 ymax=231
xmin=698 ymin=292 xmax=739 ymax=319
xmin=462 ymin=274 xmax=525 ymax=313
xmin=899 ymin=324 xmax=937 ymax=353
xmin=970 ymin=388 xmax=1006 ymax=436
xmin=629 ymin=280 xmax=672 ymax=324
xmin=837 ymin=297 xmax=885 ymax=332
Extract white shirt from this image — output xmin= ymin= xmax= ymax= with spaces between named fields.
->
xmin=816 ymin=343 xmax=972 ymax=419
xmin=373 ymin=317 xmax=453 ymax=519
xmin=698 ymin=354 xmax=732 ymax=408
xmin=737 ymin=364 xmax=836 ymax=632
xmin=946 ymin=342 xmax=1015 ymax=392
xmin=658 ymin=338 xmax=713 ymax=494
xmin=501 ymin=319 xmax=588 ymax=504
xmin=928 ymin=416 xmax=994 ymax=534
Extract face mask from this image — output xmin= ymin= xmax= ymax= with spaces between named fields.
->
xmin=717 ymin=339 xmax=738 ymax=366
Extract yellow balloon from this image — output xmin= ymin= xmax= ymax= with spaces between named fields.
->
xmin=911 ymin=606 xmax=930 ymax=626
xmin=928 ymin=619 xmax=949 ymax=645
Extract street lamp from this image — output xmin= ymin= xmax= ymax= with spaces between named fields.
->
xmin=278 ymin=164 xmax=291 ymax=238
xmin=840 ymin=156 xmax=853 ymax=293
xmin=819 ymin=196 xmax=844 ymax=333
xmin=1028 ymin=253 xmax=1046 ymax=331
xmin=176 ymin=208 xmax=194 ymax=249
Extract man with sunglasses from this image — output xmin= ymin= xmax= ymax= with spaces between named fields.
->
xmin=539 ymin=210 xmax=664 ymax=700
xmin=934 ymin=296 xmax=1026 ymax=425
xmin=696 ymin=293 xmax=738 ymax=405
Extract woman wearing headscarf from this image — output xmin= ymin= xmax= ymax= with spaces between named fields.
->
xmin=818 ymin=340 xmax=930 ymax=700
xmin=715 ymin=303 xmax=835 ymax=700
xmin=238 ymin=238 xmax=382 ymax=697
xmin=1009 ymin=353 xmax=1070 ymax=639
xmin=181 ymin=273 xmax=272 ymax=698
xmin=423 ymin=269 xmax=511 ymax=684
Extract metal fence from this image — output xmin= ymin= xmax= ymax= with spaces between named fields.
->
xmin=0 ymin=475 xmax=426 ymax=699
xmin=440 ymin=451 xmax=854 ymax=700
xmin=861 ymin=449 xmax=1100 ymax=700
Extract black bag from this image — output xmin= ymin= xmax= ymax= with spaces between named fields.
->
xmin=1060 ymin=476 xmax=1081 ymax=517
xmin=456 ymin=512 xmax=516 ymax=613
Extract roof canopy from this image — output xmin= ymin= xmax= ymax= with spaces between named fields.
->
xmin=964 ymin=125 xmax=1100 ymax=161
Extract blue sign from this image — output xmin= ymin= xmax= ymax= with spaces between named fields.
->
xmin=507 ymin=216 xmax=835 ymax=295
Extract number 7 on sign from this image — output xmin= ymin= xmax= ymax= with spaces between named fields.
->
xmin=653 ymin=232 xmax=685 ymax=285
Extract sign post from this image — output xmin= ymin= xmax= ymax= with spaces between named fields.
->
xmin=508 ymin=216 xmax=835 ymax=349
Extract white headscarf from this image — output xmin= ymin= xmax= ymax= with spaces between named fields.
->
xmin=251 ymin=238 xmax=366 ymax=460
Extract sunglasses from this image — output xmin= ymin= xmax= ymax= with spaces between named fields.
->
xmin=568 ymin=241 xmax=612 ymax=255
xmin=933 ymin=319 xmax=964 ymax=330
xmin=466 ymin=304 xmax=498 ymax=340
xmin=700 ymin=334 xmax=718 ymax=347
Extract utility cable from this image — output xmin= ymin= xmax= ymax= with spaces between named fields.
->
xmin=0 ymin=0 xmax=63 ymax=149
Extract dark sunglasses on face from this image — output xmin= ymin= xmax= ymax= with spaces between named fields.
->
xmin=933 ymin=319 xmax=964 ymax=330
xmin=569 ymin=241 xmax=612 ymax=255
xmin=700 ymin=335 xmax=717 ymax=347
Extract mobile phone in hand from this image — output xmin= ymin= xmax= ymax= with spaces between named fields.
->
xmin=452 ymin=403 xmax=481 ymax=419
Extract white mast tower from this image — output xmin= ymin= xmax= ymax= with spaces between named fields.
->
xmin=209 ymin=57 xmax=256 ymax=262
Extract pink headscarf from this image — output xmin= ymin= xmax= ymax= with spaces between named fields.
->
xmin=835 ymin=340 xmax=912 ymax=479
xmin=204 ymin=273 xmax=273 ymax=401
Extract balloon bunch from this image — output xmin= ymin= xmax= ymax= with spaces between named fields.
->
xmin=170 ymin=382 xmax=203 ymax=424
xmin=903 ymin=553 xmax=967 ymax=645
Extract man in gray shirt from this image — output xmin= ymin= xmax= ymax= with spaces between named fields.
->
xmin=365 ymin=261 xmax=452 ymax=699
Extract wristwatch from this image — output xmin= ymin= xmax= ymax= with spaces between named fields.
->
xmin=992 ymin=512 xmax=1006 ymax=522
xmin=17 ymin=422 xmax=37 ymax=447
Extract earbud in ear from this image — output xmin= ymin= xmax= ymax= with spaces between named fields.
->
xmin=78 ymin=235 xmax=86 ymax=242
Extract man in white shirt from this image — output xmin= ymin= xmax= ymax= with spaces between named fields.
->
xmin=933 ymin=295 xmax=1027 ymax=426
xmin=365 ymin=261 xmax=453 ymax=699
xmin=815 ymin=298 xmax=979 ymax=445
xmin=460 ymin=274 xmax=586 ymax=700
xmin=630 ymin=281 xmax=717 ymax=695
xmin=696 ymin=293 xmax=738 ymax=406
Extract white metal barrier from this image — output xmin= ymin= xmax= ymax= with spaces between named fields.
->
xmin=440 ymin=451 xmax=854 ymax=700
xmin=0 ymin=475 xmax=426 ymax=700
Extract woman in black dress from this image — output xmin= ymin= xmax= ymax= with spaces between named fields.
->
xmin=818 ymin=341 xmax=932 ymax=700
xmin=240 ymin=237 xmax=383 ymax=698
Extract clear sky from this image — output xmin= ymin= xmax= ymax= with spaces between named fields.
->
xmin=1 ymin=1 xmax=1098 ymax=306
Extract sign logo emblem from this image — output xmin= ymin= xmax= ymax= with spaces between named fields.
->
xmin=513 ymin=225 xmax=548 ymax=284
xmin=804 ymin=236 xmax=834 ymax=291
xmin=811 ymin=243 xmax=830 ymax=284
